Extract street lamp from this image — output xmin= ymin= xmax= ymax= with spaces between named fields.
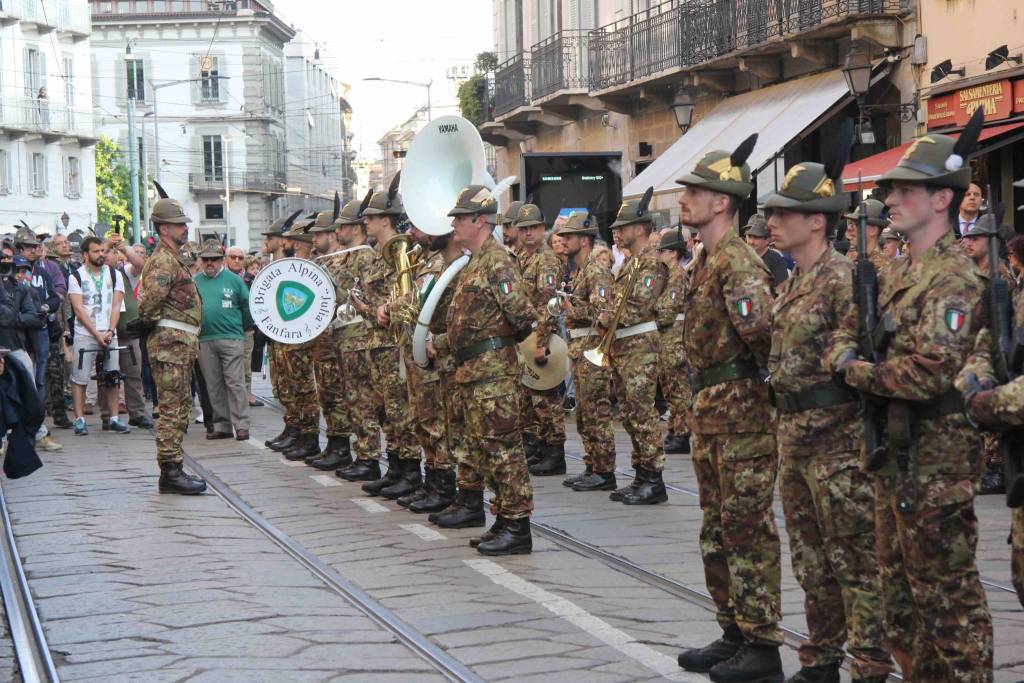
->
xmin=363 ymin=77 xmax=433 ymax=122
xmin=842 ymin=41 xmax=872 ymax=100
xmin=671 ymin=88 xmax=695 ymax=133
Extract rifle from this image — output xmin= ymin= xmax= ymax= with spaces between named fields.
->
xmin=852 ymin=177 xmax=896 ymax=471
xmin=982 ymin=188 xmax=1024 ymax=507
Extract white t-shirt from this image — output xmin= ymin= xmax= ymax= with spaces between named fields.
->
xmin=67 ymin=265 xmax=125 ymax=337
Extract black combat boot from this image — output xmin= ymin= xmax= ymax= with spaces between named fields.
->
xmin=399 ymin=468 xmax=433 ymax=508
xmin=677 ymin=624 xmax=743 ymax=672
xmin=362 ymin=452 xmax=403 ymax=496
xmin=529 ymin=442 xmax=566 ymax=476
xmin=309 ymin=435 xmax=353 ymax=471
xmin=563 ymin=464 xmax=592 ymax=488
xmin=785 ymin=663 xmax=840 ymax=683
xmin=283 ymin=433 xmax=320 ymax=461
xmin=621 ymin=467 xmax=668 ymax=505
xmin=709 ymin=643 xmax=783 ymax=683
xmin=267 ymin=425 xmax=299 ymax=451
xmin=469 ymin=516 xmax=504 ymax=548
xmin=381 ymin=458 xmax=423 ymax=500
xmin=434 ymin=488 xmax=485 ymax=528
xmin=337 ymin=458 xmax=381 ymax=482
xmin=523 ymin=433 xmax=541 ymax=465
xmin=409 ymin=468 xmax=456 ymax=514
xmin=477 ymin=516 xmax=532 ymax=555
xmin=609 ymin=472 xmax=641 ymax=502
xmin=158 ymin=462 xmax=207 ymax=495
xmin=573 ymin=470 xmax=617 ymax=492
xmin=664 ymin=432 xmax=691 ymax=454
xmin=980 ymin=465 xmax=1006 ymax=495
xmin=52 ymin=411 xmax=73 ymax=429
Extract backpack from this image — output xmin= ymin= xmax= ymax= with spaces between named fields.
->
xmin=69 ymin=265 xmax=139 ymax=338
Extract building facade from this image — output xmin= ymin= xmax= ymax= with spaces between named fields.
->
xmin=90 ymin=0 xmax=294 ymax=249
xmin=376 ymin=107 xmax=427 ymax=189
xmin=0 ymin=0 xmax=96 ymax=233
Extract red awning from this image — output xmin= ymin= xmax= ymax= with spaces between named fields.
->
xmin=842 ymin=121 xmax=1024 ymax=190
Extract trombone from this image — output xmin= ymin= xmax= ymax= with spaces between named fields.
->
xmin=583 ymin=252 xmax=647 ymax=367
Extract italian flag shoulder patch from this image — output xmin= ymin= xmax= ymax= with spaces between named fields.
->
xmin=499 ymin=280 xmax=513 ymax=295
xmin=642 ymin=275 xmax=655 ymax=288
xmin=737 ymin=298 xmax=752 ymax=317
xmin=945 ymin=308 xmax=965 ymax=333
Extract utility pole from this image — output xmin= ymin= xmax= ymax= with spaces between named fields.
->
xmin=125 ymin=42 xmax=141 ymax=245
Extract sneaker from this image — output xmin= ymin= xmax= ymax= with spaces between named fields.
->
xmin=73 ymin=417 xmax=88 ymax=436
xmin=37 ymin=435 xmax=63 ymax=452
xmin=107 ymin=418 xmax=130 ymax=434
xmin=194 ymin=411 xmax=204 ymax=424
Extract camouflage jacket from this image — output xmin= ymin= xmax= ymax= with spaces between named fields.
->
xmin=519 ymin=244 xmax=564 ymax=346
xmin=360 ymin=245 xmax=401 ymax=350
xmin=656 ymin=262 xmax=689 ymax=368
xmin=682 ymin=228 xmax=775 ymax=435
xmin=435 ymin=234 xmax=536 ymax=384
xmin=595 ymin=248 xmax=663 ymax=361
xmin=769 ymin=247 xmax=860 ymax=457
xmin=828 ymin=231 xmax=983 ymax=479
xmin=564 ymin=253 xmax=612 ymax=361
xmin=138 ymin=239 xmax=202 ymax=363
xmin=319 ymin=245 xmax=372 ymax=350
xmin=427 ymin=250 xmax=468 ymax=376
xmin=400 ymin=248 xmax=444 ymax=383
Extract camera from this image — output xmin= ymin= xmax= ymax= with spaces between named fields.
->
xmin=0 ymin=261 xmax=13 ymax=278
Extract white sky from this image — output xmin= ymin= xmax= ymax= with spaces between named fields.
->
xmin=273 ymin=0 xmax=493 ymax=161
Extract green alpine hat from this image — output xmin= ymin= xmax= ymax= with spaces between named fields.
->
xmin=743 ymin=214 xmax=769 ymax=237
xmin=284 ymin=213 xmax=316 ymax=238
xmin=610 ymin=187 xmax=655 ymax=229
xmin=879 ymin=227 xmax=901 ymax=243
xmin=763 ymin=122 xmax=853 ymax=214
xmin=843 ymin=198 xmax=889 ymax=227
xmin=150 ymin=198 xmax=191 ymax=225
xmin=499 ymin=201 xmax=524 ymax=226
xmin=198 ymin=239 xmax=225 ymax=259
xmin=447 ymin=185 xmax=499 ymax=223
xmin=513 ymin=203 xmax=544 ymax=229
xmin=876 ymin=106 xmax=985 ymax=191
xmin=361 ymin=173 xmax=403 ymax=217
xmin=14 ymin=227 xmax=39 ymax=246
xmin=310 ymin=192 xmax=342 ymax=233
xmin=333 ymin=199 xmax=364 ymax=227
xmin=657 ymin=229 xmax=686 ymax=251
xmin=555 ymin=211 xmax=597 ymax=237
xmin=675 ymin=134 xmax=758 ymax=198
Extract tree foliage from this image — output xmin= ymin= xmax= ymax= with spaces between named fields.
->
xmin=95 ymin=135 xmax=131 ymax=228
xmin=458 ymin=52 xmax=497 ymax=127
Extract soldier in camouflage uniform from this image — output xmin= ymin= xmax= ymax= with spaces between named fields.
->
xmin=512 ymin=204 xmax=567 ymax=475
xmin=842 ymin=199 xmax=889 ymax=268
xmin=305 ymin=197 xmax=355 ymax=471
xmin=137 ymin=194 xmax=206 ymax=495
xmin=830 ymin=112 xmax=993 ymax=681
xmin=431 ymin=185 xmax=537 ymax=555
xmin=555 ymin=212 xmax=616 ymax=491
xmin=762 ymin=157 xmax=891 ymax=683
xmin=654 ymin=229 xmax=692 ymax=456
xmin=349 ymin=180 xmax=420 ymax=498
xmin=674 ymin=136 xmax=784 ymax=682
xmin=500 ymin=201 xmax=524 ymax=253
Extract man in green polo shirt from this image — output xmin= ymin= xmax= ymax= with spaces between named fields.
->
xmin=194 ymin=239 xmax=253 ymax=441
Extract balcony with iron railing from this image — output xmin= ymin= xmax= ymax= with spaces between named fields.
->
xmin=59 ymin=0 xmax=91 ymax=38
xmin=588 ymin=0 xmax=910 ymax=95
xmin=91 ymin=0 xmax=270 ymax=18
xmin=188 ymin=169 xmax=286 ymax=194
xmin=0 ymin=98 xmax=97 ymax=143
xmin=20 ymin=0 xmax=57 ymax=30
xmin=531 ymin=29 xmax=592 ymax=102
xmin=493 ymin=53 xmax=531 ymax=119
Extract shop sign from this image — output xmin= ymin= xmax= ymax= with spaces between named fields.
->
xmin=927 ymin=78 xmax=1014 ymax=129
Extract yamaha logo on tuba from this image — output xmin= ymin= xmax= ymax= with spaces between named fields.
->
xmin=437 ymin=123 xmax=459 ymax=134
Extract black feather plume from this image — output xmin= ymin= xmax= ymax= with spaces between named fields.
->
xmin=952 ymin=106 xmax=986 ymax=160
xmin=19 ymin=219 xmax=30 ymax=230
xmin=358 ymin=189 xmax=373 ymax=217
xmin=730 ymin=134 xmax=758 ymax=168
xmin=386 ymin=172 xmax=401 ymax=208
xmin=282 ymin=210 xmax=303 ymax=229
xmin=825 ymin=119 xmax=855 ymax=182
xmin=153 ymin=180 xmax=169 ymax=199
xmin=638 ymin=186 xmax=654 ymax=217
xmin=333 ymin=191 xmax=340 ymax=222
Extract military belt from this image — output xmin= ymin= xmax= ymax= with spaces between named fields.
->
xmin=568 ymin=327 xmax=595 ymax=339
xmin=156 ymin=319 xmax=200 ymax=336
xmin=454 ymin=335 xmax=517 ymax=364
xmin=773 ymin=383 xmax=858 ymax=414
xmin=690 ymin=360 xmax=761 ymax=396
xmin=911 ymin=388 xmax=963 ymax=420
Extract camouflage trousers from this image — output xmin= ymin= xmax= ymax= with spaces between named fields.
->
xmin=405 ymin=357 xmax=449 ymax=470
xmin=780 ymin=451 xmax=891 ymax=679
xmin=342 ymin=347 xmax=380 ymax=462
xmin=147 ymin=338 xmax=197 ymax=466
xmin=277 ymin=345 xmax=318 ymax=432
xmin=44 ymin=336 xmax=68 ymax=417
xmin=570 ymin=341 xmax=615 ymax=472
xmin=368 ymin=346 xmax=418 ymax=460
xmin=875 ymin=473 xmax=993 ymax=682
xmin=691 ymin=432 xmax=783 ymax=646
xmin=522 ymin=384 xmax=566 ymax=446
xmin=441 ymin=371 xmax=476 ymax=490
xmin=658 ymin=350 xmax=691 ymax=437
xmin=312 ymin=333 xmax=349 ymax=437
xmin=610 ymin=337 xmax=665 ymax=472
xmin=460 ymin=375 xmax=533 ymax=519
xmin=1012 ymin=506 xmax=1024 ymax=609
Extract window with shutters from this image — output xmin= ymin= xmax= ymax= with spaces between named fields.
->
xmin=200 ymin=55 xmax=220 ymax=101
xmin=25 ymin=47 xmax=44 ymax=95
xmin=65 ymin=156 xmax=81 ymax=198
xmin=533 ymin=0 xmax=555 ymax=43
xmin=29 ymin=152 xmax=47 ymax=196
xmin=126 ymin=59 xmax=145 ymax=102
xmin=203 ymin=135 xmax=224 ymax=182
xmin=0 ymin=150 xmax=11 ymax=194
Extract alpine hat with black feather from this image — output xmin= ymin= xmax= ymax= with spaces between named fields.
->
xmin=876 ymin=106 xmax=985 ymax=191
xmin=310 ymin=191 xmax=342 ymax=233
xmin=499 ymin=200 xmax=525 ymax=227
xmin=262 ymin=210 xmax=302 ymax=237
xmin=361 ymin=173 xmax=404 ymax=217
xmin=761 ymin=120 xmax=854 ymax=214
xmin=674 ymin=134 xmax=758 ymax=198
xmin=332 ymin=199 xmax=365 ymax=228
xmin=149 ymin=179 xmax=191 ymax=225
xmin=555 ymin=211 xmax=597 ymax=237
xmin=610 ymin=186 xmax=655 ymax=229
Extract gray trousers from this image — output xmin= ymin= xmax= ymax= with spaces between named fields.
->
xmin=198 ymin=338 xmax=250 ymax=433
xmin=122 ymin=338 xmax=145 ymax=418
xmin=243 ymin=330 xmax=254 ymax=394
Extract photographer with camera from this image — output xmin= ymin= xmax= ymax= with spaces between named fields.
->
xmin=0 ymin=244 xmax=46 ymax=400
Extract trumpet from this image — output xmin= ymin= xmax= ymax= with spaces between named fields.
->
xmin=545 ymin=282 xmax=572 ymax=317
xmin=583 ymin=253 xmax=647 ymax=367
xmin=335 ymin=277 xmax=364 ymax=326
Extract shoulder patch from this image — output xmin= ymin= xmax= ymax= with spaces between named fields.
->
xmin=642 ymin=274 xmax=655 ymax=288
xmin=597 ymin=285 xmax=607 ymax=299
xmin=544 ymin=273 xmax=555 ymax=287
xmin=737 ymin=298 xmax=752 ymax=317
xmin=499 ymin=279 xmax=513 ymax=295
xmin=945 ymin=307 xmax=966 ymax=333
